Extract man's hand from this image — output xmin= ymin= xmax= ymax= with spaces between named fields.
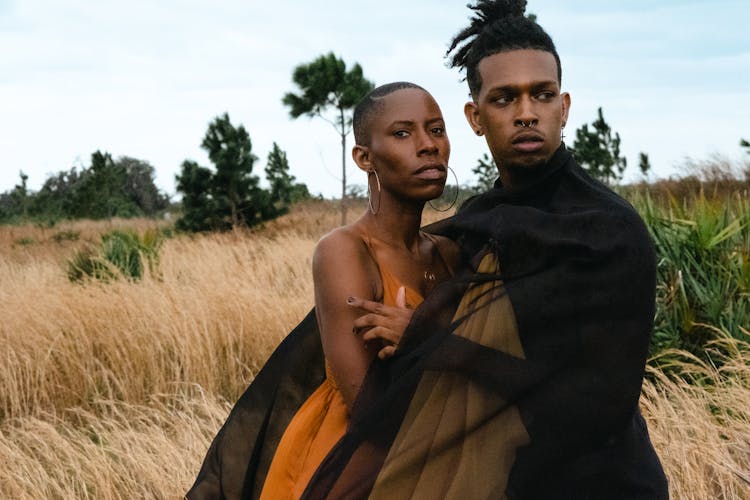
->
xmin=348 ymin=286 xmax=413 ymax=360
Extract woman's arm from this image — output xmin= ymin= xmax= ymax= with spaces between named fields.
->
xmin=312 ymin=229 xmax=379 ymax=411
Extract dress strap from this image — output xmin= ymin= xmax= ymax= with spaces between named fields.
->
xmin=360 ymin=236 xmax=386 ymax=300
xmin=360 ymin=235 xmax=423 ymax=307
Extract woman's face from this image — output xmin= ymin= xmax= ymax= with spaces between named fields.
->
xmin=366 ymin=88 xmax=450 ymax=202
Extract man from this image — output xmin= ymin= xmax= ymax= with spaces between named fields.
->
xmin=302 ymin=1 xmax=669 ymax=498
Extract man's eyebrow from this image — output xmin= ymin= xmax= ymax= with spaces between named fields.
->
xmin=488 ymin=80 xmax=558 ymax=92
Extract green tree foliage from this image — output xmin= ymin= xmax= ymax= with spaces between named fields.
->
xmin=119 ymin=156 xmax=169 ymax=214
xmin=175 ymin=113 xmax=294 ymax=232
xmin=0 ymin=171 xmax=30 ymax=221
xmin=65 ymin=151 xmax=139 ymax=218
xmin=741 ymin=138 xmax=750 ymax=154
xmin=639 ymin=152 xmax=652 ymax=178
xmin=472 ymin=153 xmax=498 ymax=193
xmin=282 ymin=52 xmax=374 ymax=225
xmin=570 ymin=107 xmax=627 ymax=185
xmin=202 ymin=113 xmax=262 ymax=228
xmin=175 ymin=160 xmax=218 ymax=231
xmin=265 ymin=142 xmax=310 ymax=208
xmin=0 ymin=155 xmax=169 ymax=223
xmin=31 ymin=167 xmax=86 ymax=220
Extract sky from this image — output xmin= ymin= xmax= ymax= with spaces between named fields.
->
xmin=1 ymin=0 xmax=748 ymax=199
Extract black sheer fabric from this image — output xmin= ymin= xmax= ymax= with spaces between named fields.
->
xmin=186 ymin=311 xmax=325 ymax=500
xmin=187 ymin=145 xmax=668 ymax=499
xmin=302 ymin=145 xmax=668 ymax=499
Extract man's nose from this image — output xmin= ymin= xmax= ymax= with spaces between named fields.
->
xmin=514 ymin=95 xmax=539 ymax=127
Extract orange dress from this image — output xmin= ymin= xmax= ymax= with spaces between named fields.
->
xmin=259 ymin=266 xmax=423 ymax=500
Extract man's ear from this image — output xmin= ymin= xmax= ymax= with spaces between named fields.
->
xmin=464 ymin=101 xmax=483 ymax=136
xmin=352 ymin=145 xmax=372 ymax=172
xmin=561 ymin=92 xmax=571 ymax=125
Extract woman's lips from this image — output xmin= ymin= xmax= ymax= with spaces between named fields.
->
xmin=415 ymin=165 xmax=447 ymax=180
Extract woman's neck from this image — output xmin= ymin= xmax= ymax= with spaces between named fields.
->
xmin=360 ymin=198 xmax=424 ymax=252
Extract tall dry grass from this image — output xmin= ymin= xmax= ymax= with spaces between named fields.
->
xmin=1 ymin=202 xmax=748 ymax=498
xmin=642 ymin=339 xmax=750 ymax=498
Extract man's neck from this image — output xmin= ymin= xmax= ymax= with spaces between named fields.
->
xmin=499 ymin=159 xmax=549 ymax=190
xmin=497 ymin=144 xmax=567 ymax=191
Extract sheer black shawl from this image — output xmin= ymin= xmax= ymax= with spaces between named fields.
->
xmin=187 ymin=145 xmax=668 ymax=499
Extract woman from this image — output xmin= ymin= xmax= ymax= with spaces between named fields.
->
xmin=186 ymin=81 xmax=459 ymax=500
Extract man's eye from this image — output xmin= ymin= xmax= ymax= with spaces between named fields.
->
xmin=494 ymin=95 xmax=512 ymax=106
xmin=393 ymin=130 xmax=410 ymax=137
xmin=431 ymin=126 xmax=445 ymax=135
xmin=537 ymin=91 xmax=556 ymax=101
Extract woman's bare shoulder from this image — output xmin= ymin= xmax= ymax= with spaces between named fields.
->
xmin=313 ymin=225 xmax=376 ymax=276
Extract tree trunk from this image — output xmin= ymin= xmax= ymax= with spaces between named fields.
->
xmin=340 ymin=107 xmax=347 ymax=226
xmin=341 ymin=133 xmax=347 ymax=225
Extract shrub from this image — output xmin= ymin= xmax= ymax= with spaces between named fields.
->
xmin=634 ymin=192 xmax=750 ymax=368
xmin=67 ymin=229 xmax=164 ymax=282
xmin=52 ymin=230 xmax=80 ymax=243
xmin=13 ymin=237 xmax=35 ymax=246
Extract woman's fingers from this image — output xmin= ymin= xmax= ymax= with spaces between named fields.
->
xmin=347 ymin=286 xmax=409 ymax=313
xmin=396 ymin=285 xmax=406 ymax=308
xmin=347 ymin=295 xmax=387 ymax=314
xmin=361 ymin=325 xmax=400 ymax=346
xmin=378 ymin=344 xmax=398 ymax=360
xmin=349 ymin=288 xmax=412 ymax=356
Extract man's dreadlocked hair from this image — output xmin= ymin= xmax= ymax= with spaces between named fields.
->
xmin=353 ymin=81 xmax=427 ymax=146
xmin=446 ymin=0 xmax=561 ymax=98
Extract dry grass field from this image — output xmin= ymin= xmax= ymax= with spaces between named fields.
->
xmin=1 ymin=201 xmax=748 ymax=499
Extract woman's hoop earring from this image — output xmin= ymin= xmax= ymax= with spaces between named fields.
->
xmin=368 ymin=170 xmax=381 ymax=215
xmin=428 ymin=166 xmax=459 ymax=212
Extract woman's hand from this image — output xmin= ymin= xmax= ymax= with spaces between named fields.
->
xmin=348 ymin=286 xmax=413 ymax=360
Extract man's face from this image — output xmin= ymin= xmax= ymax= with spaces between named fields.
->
xmin=464 ymin=49 xmax=570 ymax=173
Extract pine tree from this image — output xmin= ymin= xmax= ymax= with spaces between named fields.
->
xmin=283 ymin=52 xmax=374 ymax=225
xmin=472 ymin=153 xmax=498 ymax=193
xmin=638 ymin=152 xmax=652 ymax=178
xmin=175 ymin=160 xmax=217 ymax=232
xmin=570 ymin=107 xmax=627 ymax=185
xmin=265 ymin=142 xmax=296 ymax=206
xmin=202 ymin=113 xmax=262 ymax=228
xmin=175 ymin=113 xmax=276 ymax=232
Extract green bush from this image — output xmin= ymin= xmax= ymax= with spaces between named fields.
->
xmin=52 ymin=230 xmax=80 ymax=243
xmin=633 ymin=191 xmax=750 ymax=368
xmin=13 ymin=237 xmax=35 ymax=246
xmin=67 ymin=229 xmax=164 ymax=282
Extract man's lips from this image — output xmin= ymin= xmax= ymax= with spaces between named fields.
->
xmin=415 ymin=164 xmax=447 ymax=180
xmin=512 ymin=131 xmax=544 ymax=153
